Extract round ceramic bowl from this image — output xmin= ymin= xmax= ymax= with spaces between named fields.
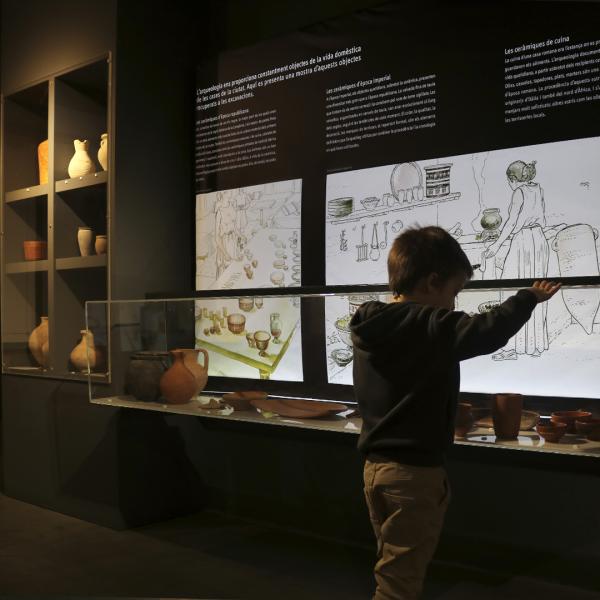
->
xmin=270 ymin=270 xmax=285 ymax=286
xmin=536 ymin=420 xmax=567 ymax=443
xmin=227 ymin=313 xmax=246 ymax=334
xmin=551 ymin=410 xmax=592 ymax=434
xmin=331 ymin=348 xmax=353 ymax=367
xmin=238 ymin=297 xmax=254 ymax=312
xmin=575 ymin=417 xmax=600 ymax=436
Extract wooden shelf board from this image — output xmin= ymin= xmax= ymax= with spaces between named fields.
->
xmin=55 ymin=170 xmax=107 ymax=192
xmin=56 ymin=255 xmax=107 ymax=271
xmin=6 ymin=260 xmax=49 ymax=273
xmin=5 ymin=184 xmax=49 ymax=203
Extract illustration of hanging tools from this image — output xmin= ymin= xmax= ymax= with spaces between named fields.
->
xmin=380 ymin=221 xmax=389 ymax=249
xmin=370 ymin=222 xmax=381 ymax=261
xmin=340 ymin=229 xmax=348 ymax=252
xmin=356 ymin=224 xmax=368 ymax=262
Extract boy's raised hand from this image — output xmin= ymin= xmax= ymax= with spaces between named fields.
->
xmin=527 ymin=280 xmax=562 ymax=303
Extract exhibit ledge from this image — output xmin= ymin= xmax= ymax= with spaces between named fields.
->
xmin=90 ymin=394 xmax=600 ymax=458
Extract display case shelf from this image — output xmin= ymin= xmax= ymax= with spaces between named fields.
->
xmin=6 ymin=260 xmax=49 ymax=273
xmin=5 ymin=184 xmax=49 ymax=203
xmin=56 ymin=255 xmax=107 ymax=270
xmin=55 ymin=170 xmax=107 ymax=193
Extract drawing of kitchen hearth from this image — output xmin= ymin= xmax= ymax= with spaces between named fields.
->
xmin=325 ymin=135 xmax=600 ymax=286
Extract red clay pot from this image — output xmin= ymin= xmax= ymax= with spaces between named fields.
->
xmin=454 ymin=402 xmax=474 ymax=438
xmin=551 ymin=410 xmax=592 ymax=434
xmin=492 ymin=393 xmax=523 ymax=439
xmin=23 ymin=240 xmax=47 ymax=261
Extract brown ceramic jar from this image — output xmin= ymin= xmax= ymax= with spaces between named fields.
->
xmin=492 ymin=393 xmax=523 ymax=439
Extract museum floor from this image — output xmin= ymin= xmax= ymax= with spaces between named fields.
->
xmin=1 ymin=491 xmax=599 ymax=600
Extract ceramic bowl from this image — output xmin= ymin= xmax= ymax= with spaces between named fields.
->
xmin=551 ymin=410 xmax=592 ymax=433
xmin=575 ymin=417 xmax=600 ymax=436
xmin=270 ymin=270 xmax=285 ymax=286
xmin=238 ymin=297 xmax=254 ymax=312
xmin=331 ymin=348 xmax=353 ymax=367
xmin=227 ymin=313 xmax=246 ymax=334
xmin=536 ymin=420 xmax=567 ymax=443
xmin=361 ymin=196 xmax=380 ymax=210
xmin=273 ymin=259 xmax=286 ymax=269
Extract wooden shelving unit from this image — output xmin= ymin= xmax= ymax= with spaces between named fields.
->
xmin=1 ymin=55 xmax=112 ymax=380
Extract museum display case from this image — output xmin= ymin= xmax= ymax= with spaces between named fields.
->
xmin=86 ymin=286 xmax=600 ymax=458
xmin=1 ymin=55 xmax=112 ymax=380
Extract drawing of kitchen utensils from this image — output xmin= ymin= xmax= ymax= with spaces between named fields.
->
xmin=340 ymin=229 xmax=348 ymax=252
xmin=380 ymin=221 xmax=389 ymax=249
xmin=356 ymin=224 xmax=368 ymax=262
xmin=370 ymin=222 xmax=380 ymax=261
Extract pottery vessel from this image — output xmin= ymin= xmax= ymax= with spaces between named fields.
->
xmin=68 ymin=139 xmax=95 ymax=178
xmin=536 ymin=420 xmax=567 ymax=443
xmin=23 ymin=240 xmax=47 ymax=261
xmin=222 ymin=390 xmax=267 ymax=411
xmin=480 ymin=208 xmax=502 ymax=231
xmin=70 ymin=329 xmax=100 ymax=372
xmin=97 ymin=133 xmax=108 ymax=171
xmin=181 ymin=348 xmax=209 ymax=393
xmin=95 ymin=234 xmax=108 ymax=255
xmin=454 ymin=402 xmax=474 ymax=438
xmin=28 ymin=316 xmax=49 ymax=368
xmin=551 ymin=410 xmax=592 ymax=433
xmin=38 ymin=139 xmax=49 ymax=184
xmin=238 ymin=297 xmax=254 ymax=312
xmin=227 ymin=313 xmax=246 ymax=334
xmin=492 ymin=393 xmax=523 ymax=439
xmin=77 ymin=227 xmax=94 ymax=256
xmin=575 ymin=417 xmax=600 ymax=436
xmin=159 ymin=349 xmax=200 ymax=404
xmin=125 ymin=351 xmax=170 ymax=402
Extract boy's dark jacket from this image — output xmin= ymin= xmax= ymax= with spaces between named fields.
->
xmin=350 ymin=290 xmax=538 ymax=466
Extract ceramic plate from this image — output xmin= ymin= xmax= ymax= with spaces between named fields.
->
xmin=250 ymin=398 xmax=347 ymax=419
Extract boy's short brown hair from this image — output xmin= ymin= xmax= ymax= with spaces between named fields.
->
xmin=388 ymin=226 xmax=473 ymax=295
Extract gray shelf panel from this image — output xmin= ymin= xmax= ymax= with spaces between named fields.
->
xmin=55 ymin=170 xmax=107 ymax=192
xmin=5 ymin=260 xmax=49 ymax=273
xmin=5 ymin=184 xmax=49 ymax=203
xmin=56 ymin=255 xmax=107 ymax=271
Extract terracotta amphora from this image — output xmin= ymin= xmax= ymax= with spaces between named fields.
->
xmin=70 ymin=329 xmax=101 ymax=372
xmin=492 ymin=393 xmax=523 ymax=439
xmin=28 ymin=316 xmax=49 ymax=368
xmin=159 ymin=349 xmax=200 ymax=404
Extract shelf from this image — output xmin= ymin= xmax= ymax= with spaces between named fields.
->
xmin=60 ymin=371 xmax=109 ymax=383
xmin=327 ymin=193 xmax=462 ymax=225
xmin=5 ymin=260 xmax=48 ymax=274
xmin=3 ymin=366 xmax=108 ymax=382
xmin=55 ymin=170 xmax=107 ymax=193
xmin=5 ymin=184 xmax=49 ymax=203
xmin=56 ymin=255 xmax=107 ymax=271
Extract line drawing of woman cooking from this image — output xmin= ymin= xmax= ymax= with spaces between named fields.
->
xmin=483 ymin=159 xmax=550 ymax=360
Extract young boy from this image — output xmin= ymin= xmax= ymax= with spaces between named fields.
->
xmin=350 ymin=226 xmax=560 ymax=600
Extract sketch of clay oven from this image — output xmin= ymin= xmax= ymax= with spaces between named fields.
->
xmin=553 ymin=223 xmax=600 ymax=333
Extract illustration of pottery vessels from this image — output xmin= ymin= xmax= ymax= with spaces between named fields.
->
xmin=552 ymin=223 xmax=600 ymax=333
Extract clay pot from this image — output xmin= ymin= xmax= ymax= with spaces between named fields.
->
xmin=575 ymin=417 xmax=600 ymax=437
xmin=95 ymin=234 xmax=107 ymax=255
xmin=551 ymin=410 xmax=592 ymax=434
xmin=97 ymin=133 xmax=108 ymax=171
xmin=238 ymin=297 xmax=254 ymax=312
xmin=181 ymin=348 xmax=209 ymax=394
xmin=159 ymin=349 xmax=200 ymax=404
xmin=23 ymin=240 xmax=47 ymax=261
xmin=536 ymin=420 xmax=567 ymax=443
xmin=77 ymin=227 xmax=93 ymax=256
xmin=68 ymin=139 xmax=95 ymax=178
xmin=454 ymin=402 xmax=474 ymax=438
xmin=70 ymin=329 xmax=101 ymax=372
xmin=28 ymin=316 xmax=49 ymax=368
xmin=38 ymin=139 xmax=49 ymax=184
xmin=125 ymin=351 xmax=170 ymax=402
xmin=492 ymin=393 xmax=522 ymax=439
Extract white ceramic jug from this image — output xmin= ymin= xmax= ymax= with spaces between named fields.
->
xmin=68 ymin=139 xmax=95 ymax=178
xmin=97 ymin=133 xmax=108 ymax=171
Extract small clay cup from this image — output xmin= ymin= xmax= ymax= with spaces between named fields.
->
xmin=551 ymin=410 xmax=592 ymax=434
xmin=492 ymin=393 xmax=522 ymax=439
xmin=536 ymin=420 xmax=567 ymax=443
xmin=23 ymin=240 xmax=47 ymax=261
xmin=454 ymin=402 xmax=474 ymax=438
xmin=575 ymin=417 xmax=600 ymax=438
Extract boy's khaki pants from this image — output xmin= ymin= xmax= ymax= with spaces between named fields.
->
xmin=363 ymin=459 xmax=451 ymax=600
